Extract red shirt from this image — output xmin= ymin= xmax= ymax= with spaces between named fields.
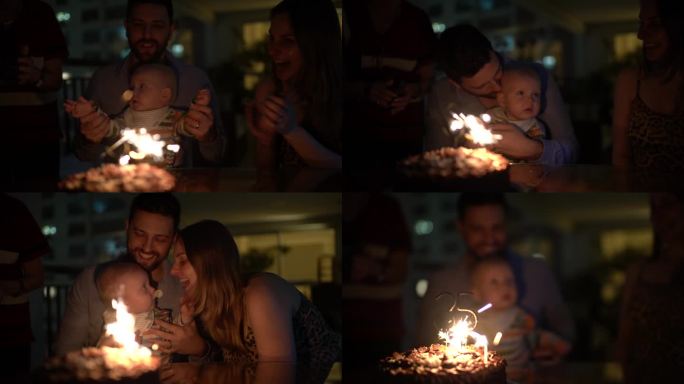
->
xmin=0 ymin=194 xmax=50 ymax=346
xmin=345 ymin=0 xmax=436 ymax=142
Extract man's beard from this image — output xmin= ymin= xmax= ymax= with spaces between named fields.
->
xmin=470 ymin=245 xmax=506 ymax=260
xmin=472 ymin=91 xmax=497 ymax=99
xmin=128 ymin=37 xmax=169 ymax=63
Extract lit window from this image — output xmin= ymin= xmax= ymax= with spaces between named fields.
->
xmin=171 ymin=44 xmax=184 ymax=57
xmin=542 ymin=55 xmax=557 ymax=69
xmin=415 ymin=279 xmax=429 ymax=297
xmin=414 ymin=220 xmax=434 ymax=236
xmin=432 ymin=22 xmax=446 ymax=33
xmin=56 ymin=12 xmax=71 ymax=23
xmin=42 ymin=225 xmax=57 ymax=236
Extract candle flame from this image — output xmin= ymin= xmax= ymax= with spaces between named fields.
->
xmin=477 ymin=303 xmax=493 ymax=313
xmin=493 ymin=332 xmax=503 ymax=346
xmin=100 ymin=297 xmax=157 ymax=370
xmin=450 ymin=113 xmax=502 ymax=145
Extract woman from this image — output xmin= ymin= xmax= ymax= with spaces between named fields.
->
xmin=148 ymin=220 xmax=340 ymax=380
xmin=612 ymin=0 xmax=683 ymax=170
xmin=246 ymin=0 xmax=342 ymax=170
xmin=617 ymin=193 xmax=684 ymax=383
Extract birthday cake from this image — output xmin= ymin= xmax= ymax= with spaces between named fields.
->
xmin=59 ymin=164 xmax=176 ymax=192
xmin=38 ymin=347 xmax=160 ymax=384
xmin=380 ymin=344 xmax=506 ymax=384
xmin=401 ymin=147 xmax=509 ymax=179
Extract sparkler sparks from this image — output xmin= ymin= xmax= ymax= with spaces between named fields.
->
xmin=105 ymin=128 xmax=167 ymax=163
xmin=450 ymin=113 xmax=502 ymax=146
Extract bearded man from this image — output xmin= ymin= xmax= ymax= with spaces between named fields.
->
xmin=54 ymin=193 xmax=184 ymax=354
xmin=73 ymin=0 xmax=225 ymax=166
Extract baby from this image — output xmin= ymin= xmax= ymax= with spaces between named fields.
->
xmin=94 ymin=261 xmax=173 ymax=363
xmin=65 ymin=63 xmax=210 ymax=167
xmin=471 ymin=257 xmax=570 ymax=379
xmin=487 ymin=65 xmax=546 ymax=146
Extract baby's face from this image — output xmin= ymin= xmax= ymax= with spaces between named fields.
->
xmin=474 ymin=263 xmax=517 ymax=309
xmin=120 ymin=269 xmax=156 ymax=314
xmin=498 ymin=72 xmax=541 ymax=120
xmin=129 ymin=71 xmax=171 ymax=111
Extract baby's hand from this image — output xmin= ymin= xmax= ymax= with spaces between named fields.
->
xmin=193 ymin=89 xmax=211 ymax=106
xmin=64 ymin=96 xmax=96 ymax=118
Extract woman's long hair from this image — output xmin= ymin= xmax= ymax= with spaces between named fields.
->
xmin=642 ymin=0 xmax=684 ymax=112
xmin=181 ymin=220 xmax=246 ymax=353
xmin=271 ymin=0 xmax=342 ymax=152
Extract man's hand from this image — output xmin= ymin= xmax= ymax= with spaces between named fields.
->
xmin=64 ymin=97 xmax=97 ymax=118
xmin=79 ymin=107 xmax=110 ymax=144
xmin=183 ymin=89 xmax=215 ymax=142
xmin=488 ymin=123 xmax=543 ymax=161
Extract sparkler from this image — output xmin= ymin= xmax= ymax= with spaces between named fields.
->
xmin=450 ymin=113 xmax=502 ymax=146
xmin=435 ymin=292 xmax=498 ymax=366
xmin=105 ymin=128 xmax=167 ymax=163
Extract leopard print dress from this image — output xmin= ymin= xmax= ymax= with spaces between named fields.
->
xmin=621 ymin=265 xmax=684 ymax=382
xmin=627 ymin=80 xmax=684 ymax=171
xmin=220 ymin=293 xmax=341 ymax=382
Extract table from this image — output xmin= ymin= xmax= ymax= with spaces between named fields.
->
xmin=345 ymin=164 xmax=684 ymax=192
xmin=33 ymin=361 xmax=341 ymax=384
xmin=343 ymin=362 xmax=623 ymax=384
xmin=170 ymin=167 xmax=342 ymax=192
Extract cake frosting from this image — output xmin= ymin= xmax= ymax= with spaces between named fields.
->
xmin=380 ymin=344 xmax=506 ymax=384
xmin=40 ymin=347 xmax=160 ymax=383
xmin=59 ymin=164 xmax=175 ymax=192
xmin=401 ymin=147 xmax=509 ymax=178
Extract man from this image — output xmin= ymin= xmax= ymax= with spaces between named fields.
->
xmin=425 ymin=25 xmax=577 ymax=165
xmin=54 ymin=193 xmax=184 ymax=355
xmin=73 ymin=0 xmax=225 ymax=166
xmin=416 ymin=193 xmax=575 ymax=361
xmin=0 ymin=194 xmax=49 ymax=380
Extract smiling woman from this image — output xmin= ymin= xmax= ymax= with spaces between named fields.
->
xmin=148 ymin=220 xmax=341 ymax=382
xmin=245 ymin=0 xmax=343 ymax=170
xmin=612 ymin=0 xmax=684 ymax=171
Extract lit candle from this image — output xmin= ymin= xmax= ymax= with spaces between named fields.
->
xmin=493 ymin=332 xmax=503 ymax=346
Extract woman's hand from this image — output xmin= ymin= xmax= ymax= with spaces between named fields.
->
xmin=183 ymin=89 xmax=215 ymax=142
xmin=245 ymin=100 xmax=276 ymax=146
xmin=144 ymin=319 xmax=207 ymax=356
xmin=160 ymin=363 xmax=200 ymax=384
xmin=257 ymin=95 xmax=298 ymax=135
